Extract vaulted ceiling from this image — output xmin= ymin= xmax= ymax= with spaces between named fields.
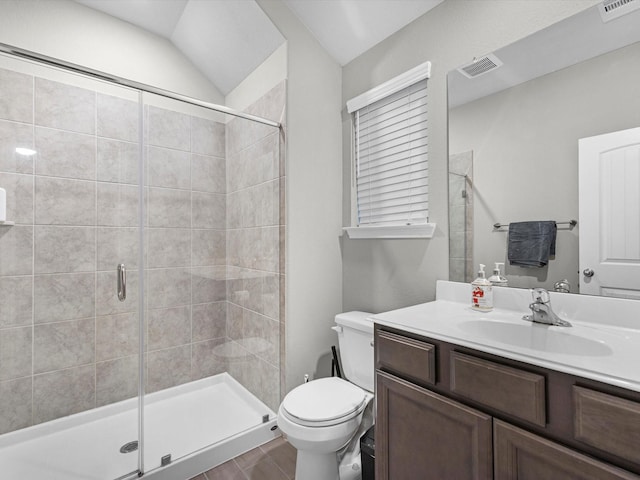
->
xmin=75 ymin=0 xmax=443 ymax=95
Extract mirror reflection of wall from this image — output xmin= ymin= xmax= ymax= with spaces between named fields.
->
xmin=449 ymin=37 xmax=640 ymax=293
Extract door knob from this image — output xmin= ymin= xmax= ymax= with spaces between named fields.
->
xmin=582 ymin=268 xmax=594 ymax=277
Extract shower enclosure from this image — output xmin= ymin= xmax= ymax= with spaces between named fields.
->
xmin=0 ymin=48 xmax=284 ymax=479
xmin=448 ymin=151 xmax=473 ymax=283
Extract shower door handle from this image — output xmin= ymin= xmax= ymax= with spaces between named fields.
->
xmin=117 ymin=264 xmax=126 ymax=301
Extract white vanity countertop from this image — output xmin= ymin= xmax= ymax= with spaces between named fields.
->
xmin=372 ymin=281 xmax=640 ymax=393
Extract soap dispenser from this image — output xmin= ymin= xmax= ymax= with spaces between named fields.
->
xmin=489 ymin=262 xmax=508 ymax=287
xmin=471 ymin=264 xmax=493 ymax=311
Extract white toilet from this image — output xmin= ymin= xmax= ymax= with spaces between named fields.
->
xmin=277 ymin=311 xmax=374 ymax=480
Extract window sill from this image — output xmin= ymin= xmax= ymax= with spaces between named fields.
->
xmin=343 ymin=224 xmax=436 ymax=239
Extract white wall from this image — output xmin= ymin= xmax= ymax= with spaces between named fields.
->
xmin=0 ymin=0 xmax=223 ymax=103
xmin=226 ymin=43 xmax=287 ymax=114
xmin=341 ymin=0 xmax=600 ymax=313
xmin=257 ymin=1 xmax=344 ymax=393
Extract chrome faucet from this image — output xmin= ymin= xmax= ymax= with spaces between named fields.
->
xmin=523 ymin=288 xmax=572 ymax=327
xmin=553 ymin=279 xmax=571 ymax=293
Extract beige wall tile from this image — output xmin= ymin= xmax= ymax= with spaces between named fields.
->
xmin=148 ymin=187 xmax=191 ymax=228
xmin=97 ymin=138 xmax=139 ymax=185
xmin=243 ymin=311 xmax=279 ymax=367
xmin=191 ymin=116 xmax=224 ymax=157
xmin=226 ymin=302 xmax=244 ymax=341
xmin=0 ymin=276 xmax=32 ymax=328
xmin=33 ymin=365 xmax=95 ymax=424
xmin=192 ymin=229 xmax=225 ymax=266
xmin=147 ymin=267 xmax=191 ymax=309
xmin=148 ymin=228 xmax=190 ymax=268
xmin=34 ymin=318 xmax=95 ymax=374
xmin=147 ymin=305 xmax=191 ymax=351
xmin=96 ymin=270 xmax=138 ymax=316
xmin=191 ymin=338 xmax=226 ymax=380
xmin=0 ymin=120 xmax=34 ymax=174
xmin=96 ymin=355 xmax=139 ymax=407
xmin=0 ymin=377 xmax=32 ymax=434
xmin=96 ymin=312 xmax=139 ymax=362
xmin=147 ymin=106 xmax=189 ymax=151
xmin=192 ymin=302 xmax=226 ymax=342
xmin=0 ymin=326 xmax=32 ymax=381
xmin=0 ymin=172 xmax=33 ymax=224
xmin=0 ymin=68 xmax=33 ymax=124
xmin=147 ymin=345 xmax=191 ymax=393
xmin=263 ymin=273 xmax=280 ymax=320
xmin=97 ymin=182 xmax=139 ymax=227
xmin=35 ymin=78 xmax=95 ymax=135
xmin=191 ymin=154 xmax=225 ymax=194
xmin=34 ymin=273 xmax=95 ymax=324
xmin=35 ymin=176 xmax=95 ymax=225
xmin=148 ymin=146 xmax=191 ymax=190
xmin=97 ymin=227 xmax=139 ymax=272
xmin=192 ymin=191 xmax=225 ymax=229
xmin=192 ymin=266 xmax=226 ymax=304
xmin=97 ymin=94 xmax=139 ymax=143
xmin=0 ymin=226 xmax=33 ymax=276
xmin=35 ymin=127 xmax=96 ymax=180
xmin=35 ymin=226 xmax=96 ymax=274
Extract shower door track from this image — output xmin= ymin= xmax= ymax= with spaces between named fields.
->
xmin=0 ymin=42 xmax=282 ymax=129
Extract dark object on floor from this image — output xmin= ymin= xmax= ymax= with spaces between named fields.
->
xmin=361 ymin=425 xmax=375 ymax=479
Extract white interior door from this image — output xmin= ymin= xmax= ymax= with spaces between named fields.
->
xmin=579 ymin=127 xmax=640 ymax=298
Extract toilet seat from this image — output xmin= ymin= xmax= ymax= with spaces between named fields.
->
xmin=281 ymin=377 xmax=367 ymax=427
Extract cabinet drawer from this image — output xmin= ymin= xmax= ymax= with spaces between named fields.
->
xmin=574 ymin=386 xmax=640 ymax=465
xmin=376 ymin=330 xmax=436 ymax=385
xmin=451 ymin=351 xmax=546 ymax=427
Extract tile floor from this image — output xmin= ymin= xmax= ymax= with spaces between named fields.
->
xmin=188 ymin=436 xmax=296 ymax=480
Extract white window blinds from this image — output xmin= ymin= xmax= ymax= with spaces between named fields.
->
xmin=349 ymin=64 xmax=430 ymax=229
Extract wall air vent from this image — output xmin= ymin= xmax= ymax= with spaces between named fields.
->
xmin=599 ymin=0 xmax=640 ymax=22
xmin=457 ymin=54 xmax=503 ymax=79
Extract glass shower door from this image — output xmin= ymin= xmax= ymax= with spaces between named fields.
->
xmin=0 ymin=53 xmax=143 ymax=480
xmin=140 ymin=89 xmax=282 ymax=474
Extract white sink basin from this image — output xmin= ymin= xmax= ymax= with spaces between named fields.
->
xmin=457 ymin=320 xmax=613 ymax=356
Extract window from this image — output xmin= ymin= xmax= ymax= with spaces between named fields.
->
xmin=345 ymin=61 xmax=435 ymax=239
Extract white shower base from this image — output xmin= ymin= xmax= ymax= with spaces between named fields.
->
xmin=0 ymin=373 xmax=279 ymax=480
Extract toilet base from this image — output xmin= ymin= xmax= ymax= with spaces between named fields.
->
xmin=295 ymin=450 xmax=339 ymax=480
xmin=339 ymin=455 xmax=362 ymax=480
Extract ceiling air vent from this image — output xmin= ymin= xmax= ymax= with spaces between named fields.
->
xmin=457 ymin=54 xmax=503 ymax=79
xmin=599 ymin=0 xmax=640 ymax=22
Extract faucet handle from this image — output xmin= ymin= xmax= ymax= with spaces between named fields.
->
xmin=530 ymin=288 xmax=550 ymax=304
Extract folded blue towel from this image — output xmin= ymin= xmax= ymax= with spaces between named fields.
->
xmin=507 ymin=221 xmax=557 ymax=268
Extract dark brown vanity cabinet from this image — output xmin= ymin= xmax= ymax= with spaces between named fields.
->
xmin=494 ymin=420 xmax=639 ymax=480
xmin=374 ymin=325 xmax=640 ymax=480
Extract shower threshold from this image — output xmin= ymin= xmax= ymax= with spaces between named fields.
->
xmin=0 ymin=373 xmax=278 ymax=480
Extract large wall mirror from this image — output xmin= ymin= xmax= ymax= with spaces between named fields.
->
xmin=447 ymin=2 xmax=640 ymax=297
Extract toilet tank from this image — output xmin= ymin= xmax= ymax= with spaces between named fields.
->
xmin=334 ymin=311 xmax=374 ymax=392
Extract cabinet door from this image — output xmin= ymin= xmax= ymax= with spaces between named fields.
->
xmin=494 ymin=420 xmax=640 ymax=480
xmin=376 ymin=371 xmax=493 ymax=480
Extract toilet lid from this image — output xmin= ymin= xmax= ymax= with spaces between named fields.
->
xmin=282 ymin=377 xmax=367 ymax=426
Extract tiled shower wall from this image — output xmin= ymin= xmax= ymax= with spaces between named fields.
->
xmin=0 ymin=66 xmax=284 ymax=435
xmin=225 ymin=82 xmax=285 ymax=413
xmin=448 ymin=151 xmax=473 ymax=283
